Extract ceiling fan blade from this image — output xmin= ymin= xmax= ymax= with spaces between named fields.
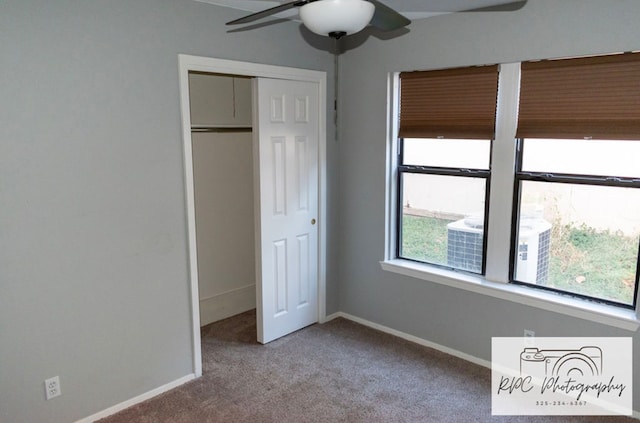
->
xmin=226 ymin=0 xmax=313 ymax=25
xmin=368 ymin=0 xmax=411 ymax=32
xmin=466 ymin=0 xmax=528 ymax=12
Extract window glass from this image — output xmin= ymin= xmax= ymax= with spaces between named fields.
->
xmin=514 ymin=179 xmax=640 ymax=306
xmin=400 ymin=173 xmax=487 ymax=273
xmin=403 ymin=138 xmax=491 ymax=169
xmin=521 ymin=139 xmax=640 ymax=178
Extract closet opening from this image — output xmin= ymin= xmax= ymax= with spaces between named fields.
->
xmin=179 ymin=55 xmax=327 ymax=377
xmin=188 ymin=72 xmax=258 ymax=330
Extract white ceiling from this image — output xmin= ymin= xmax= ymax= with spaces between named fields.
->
xmin=195 ymin=0 xmax=525 ymax=21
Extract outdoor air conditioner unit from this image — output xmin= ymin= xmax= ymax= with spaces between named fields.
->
xmin=446 ymin=215 xmax=551 ymax=284
xmin=446 ymin=215 xmax=485 ymax=274
xmin=515 ymin=216 xmax=552 ymax=285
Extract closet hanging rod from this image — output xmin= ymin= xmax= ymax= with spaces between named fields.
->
xmin=191 ymin=127 xmax=253 ymax=133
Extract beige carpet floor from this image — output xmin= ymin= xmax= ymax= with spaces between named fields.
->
xmin=99 ymin=310 xmax=635 ymax=422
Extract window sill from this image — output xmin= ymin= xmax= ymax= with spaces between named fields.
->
xmin=380 ymin=259 xmax=640 ymax=332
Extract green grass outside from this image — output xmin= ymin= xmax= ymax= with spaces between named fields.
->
xmin=400 ymin=215 xmax=450 ymax=266
xmin=401 ymin=214 xmax=638 ymax=305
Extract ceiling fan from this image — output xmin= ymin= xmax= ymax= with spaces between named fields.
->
xmin=224 ymin=0 xmax=528 ymax=39
xmin=227 ymin=0 xmax=408 ymax=39
xmin=213 ymin=0 xmax=528 ymax=141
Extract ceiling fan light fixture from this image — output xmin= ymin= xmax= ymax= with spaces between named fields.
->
xmin=299 ymin=0 xmax=375 ymax=37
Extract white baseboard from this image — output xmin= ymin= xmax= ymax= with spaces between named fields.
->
xmin=199 ymin=284 xmax=256 ymax=327
xmin=325 ymin=312 xmax=640 ymax=419
xmin=76 ymin=312 xmax=640 ymax=422
xmin=326 ymin=311 xmax=491 ymax=368
xmin=75 ymin=374 xmax=196 ymax=423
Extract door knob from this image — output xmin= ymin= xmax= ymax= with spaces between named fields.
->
xmin=311 ymin=218 xmax=316 ymax=225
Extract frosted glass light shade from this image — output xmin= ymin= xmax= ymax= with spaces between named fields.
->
xmin=299 ymin=0 xmax=375 ymax=37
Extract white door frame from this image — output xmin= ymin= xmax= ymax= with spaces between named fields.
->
xmin=178 ymin=54 xmax=327 ymax=377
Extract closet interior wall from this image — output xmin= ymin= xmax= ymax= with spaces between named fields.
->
xmin=189 ymin=73 xmax=256 ymax=326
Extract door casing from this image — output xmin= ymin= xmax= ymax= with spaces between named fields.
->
xmin=178 ymin=54 xmax=327 ymax=377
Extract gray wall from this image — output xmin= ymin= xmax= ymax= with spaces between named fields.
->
xmin=2 ymin=0 xmax=639 ymax=421
xmin=0 ymin=1 xmax=334 ymax=422
xmin=338 ymin=0 xmax=640 ymax=410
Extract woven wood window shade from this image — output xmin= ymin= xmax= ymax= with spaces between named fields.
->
xmin=399 ymin=65 xmax=499 ymax=139
xmin=517 ymin=52 xmax=640 ymax=140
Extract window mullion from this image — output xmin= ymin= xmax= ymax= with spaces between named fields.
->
xmin=385 ymin=72 xmax=401 ymax=261
xmin=485 ymin=63 xmax=521 ymax=283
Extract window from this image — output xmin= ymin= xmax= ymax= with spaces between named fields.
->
xmin=389 ymin=52 xmax=640 ymax=312
xmin=398 ymin=138 xmax=490 ymax=273
xmin=512 ymin=53 xmax=640 ymax=308
xmin=397 ymin=65 xmax=498 ymax=273
xmin=513 ymin=139 xmax=640 ymax=307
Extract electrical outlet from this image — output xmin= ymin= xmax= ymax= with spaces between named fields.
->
xmin=44 ymin=376 xmax=61 ymax=400
xmin=524 ymin=329 xmax=535 ymax=347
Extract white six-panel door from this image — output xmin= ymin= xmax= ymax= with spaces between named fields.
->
xmin=254 ymin=78 xmax=319 ymax=344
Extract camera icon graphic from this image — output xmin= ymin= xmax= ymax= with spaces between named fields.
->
xmin=520 ymin=346 xmax=602 ymax=378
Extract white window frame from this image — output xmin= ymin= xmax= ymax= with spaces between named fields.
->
xmin=381 ymin=63 xmax=640 ymax=331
